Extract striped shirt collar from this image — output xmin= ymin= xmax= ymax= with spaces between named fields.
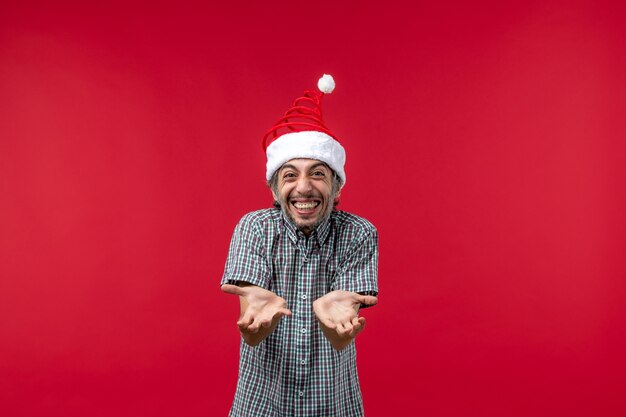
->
xmin=280 ymin=210 xmax=332 ymax=247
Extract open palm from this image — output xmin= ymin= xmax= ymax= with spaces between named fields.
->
xmin=313 ymin=290 xmax=377 ymax=338
xmin=221 ymin=284 xmax=292 ymax=333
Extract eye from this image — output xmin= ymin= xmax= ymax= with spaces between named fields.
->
xmin=312 ymin=170 xmax=325 ymax=177
xmin=283 ymin=172 xmax=297 ymax=179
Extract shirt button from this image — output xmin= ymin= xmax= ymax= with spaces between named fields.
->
xmin=301 ymin=294 xmax=307 ymax=300
xmin=301 ymin=328 xmax=306 ymax=333
xmin=300 ymin=360 xmax=306 ymax=365
xmin=299 ymin=391 xmax=304 ymax=397
xmin=303 ymin=257 xmax=308 ymax=263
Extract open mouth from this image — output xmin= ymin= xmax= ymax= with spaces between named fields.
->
xmin=291 ymin=199 xmax=321 ymax=213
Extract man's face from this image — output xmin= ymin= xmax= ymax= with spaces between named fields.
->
xmin=273 ymin=158 xmax=339 ymax=236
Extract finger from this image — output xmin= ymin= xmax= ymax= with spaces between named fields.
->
xmin=237 ymin=314 xmax=254 ymax=327
xmin=343 ymin=320 xmax=355 ymax=337
xmin=354 ymin=294 xmax=378 ymax=306
xmin=256 ymin=311 xmax=278 ymax=328
xmin=250 ymin=313 xmax=274 ymax=332
xmin=237 ymin=314 xmax=253 ymax=330
xmin=351 ymin=317 xmax=362 ymax=334
xmin=336 ymin=322 xmax=350 ymax=337
xmin=221 ymin=284 xmax=245 ymax=296
xmin=352 ymin=317 xmax=367 ymax=336
xmin=320 ymin=317 xmax=337 ymax=330
xmin=237 ymin=320 xmax=250 ymax=330
xmin=237 ymin=319 xmax=251 ymax=332
xmin=247 ymin=321 xmax=260 ymax=333
xmin=273 ymin=308 xmax=292 ymax=320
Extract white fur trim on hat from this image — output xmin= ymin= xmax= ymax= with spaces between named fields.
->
xmin=266 ymin=131 xmax=346 ymax=186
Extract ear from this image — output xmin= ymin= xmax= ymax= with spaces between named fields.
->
xmin=271 ymin=190 xmax=279 ymax=201
xmin=333 ymin=188 xmax=341 ymax=204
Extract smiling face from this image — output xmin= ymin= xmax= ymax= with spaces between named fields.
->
xmin=271 ymin=158 xmax=340 ymax=236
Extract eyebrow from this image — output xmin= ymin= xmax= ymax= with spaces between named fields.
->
xmin=280 ymin=162 xmax=329 ymax=173
xmin=309 ymin=162 xmax=328 ymax=171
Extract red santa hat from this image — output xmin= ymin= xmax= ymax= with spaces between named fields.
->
xmin=262 ymin=74 xmax=346 ymax=186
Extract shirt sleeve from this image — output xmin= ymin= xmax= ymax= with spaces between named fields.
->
xmin=332 ymin=227 xmax=379 ymax=299
xmin=221 ymin=214 xmax=271 ymax=289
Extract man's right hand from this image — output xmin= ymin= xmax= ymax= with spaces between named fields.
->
xmin=221 ymin=283 xmax=292 ymax=346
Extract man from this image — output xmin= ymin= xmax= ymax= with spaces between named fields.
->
xmin=221 ymin=74 xmax=379 ymax=417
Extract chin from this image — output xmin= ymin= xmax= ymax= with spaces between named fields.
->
xmin=292 ymin=217 xmax=316 ymax=229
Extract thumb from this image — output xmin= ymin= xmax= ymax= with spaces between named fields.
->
xmin=221 ymin=284 xmax=245 ymax=296
xmin=355 ymin=294 xmax=378 ymax=307
xmin=274 ymin=307 xmax=293 ymax=319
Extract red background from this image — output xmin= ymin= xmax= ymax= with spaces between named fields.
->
xmin=1 ymin=1 xmax=625 ymax=416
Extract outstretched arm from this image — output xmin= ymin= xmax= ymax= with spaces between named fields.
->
xmin=221 ymin=283 xmax=292 ymax=347
xmin=313 ymin=290 xmax=378 ymax=351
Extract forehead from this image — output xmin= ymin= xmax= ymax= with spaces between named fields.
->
xmin=279 ymin=158 xmax=331 ymax=172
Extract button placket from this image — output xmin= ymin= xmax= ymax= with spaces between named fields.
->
xmin=294 ymin=238 xmax=315 ymax=408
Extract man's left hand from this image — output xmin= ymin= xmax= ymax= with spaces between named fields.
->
xmin=313 ymin=290 xmax=378 ymax=350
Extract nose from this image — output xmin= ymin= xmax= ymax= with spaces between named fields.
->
xmin=295 ymin=176 xmax=313 ymax=194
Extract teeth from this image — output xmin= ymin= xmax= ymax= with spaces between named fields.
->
xmin=294 ymin=202 xmax=318 ymax=210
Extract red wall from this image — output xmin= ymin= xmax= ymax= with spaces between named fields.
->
xmin=1 ymin=1 xmax=625 ymax=416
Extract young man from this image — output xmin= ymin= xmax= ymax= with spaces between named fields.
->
xmin=221 ymin=75 xmax=379 ymax=417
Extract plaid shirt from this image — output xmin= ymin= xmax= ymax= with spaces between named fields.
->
xmin=221 ymin=208 xmax=379 ymax=417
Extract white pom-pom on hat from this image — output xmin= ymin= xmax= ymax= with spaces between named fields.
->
xmin=317 ymin=74 xmax=335 ymax=94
